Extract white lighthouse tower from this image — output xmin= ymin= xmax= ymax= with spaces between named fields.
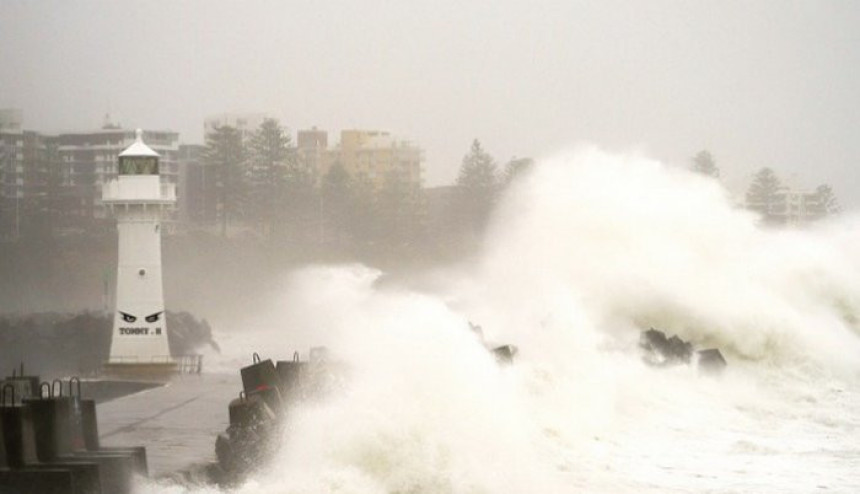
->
xmin=102 ymin=129 xmax=176 ymax=377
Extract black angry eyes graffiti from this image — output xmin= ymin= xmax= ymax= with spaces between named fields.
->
xmin=145 ymin=311 xmax=163 ymax=323
xmin=118 ymin=311 xmax=163 ymax=323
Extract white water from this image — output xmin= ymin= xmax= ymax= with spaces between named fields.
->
xmin=145 ymin=148 xmax=860 ymax=493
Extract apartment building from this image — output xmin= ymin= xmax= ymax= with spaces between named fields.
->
xmin=747 ymin=188 xmax=824 ymax=226
xmin=0 ymin=109 xmax=182 ymax=238
xmin=55 ymin=128 xmax=180 ymax=221
xmin=335 ymin=130 xmax=423 ymax=190
xmin=0 ymin=110 xmax=65 ymax=238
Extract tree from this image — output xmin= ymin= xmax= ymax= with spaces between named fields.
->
xmin=455 ymin=139 xmax=499 ymax=232
xmin=691 ymin=150 xmax=719 ymax=178
xmin=246 ymin=119 xmax=290 ymax=238
xmin=503 ymin=157 xmax=534 ymax=186
xmin=320 ymin=163 xmax=356 ymax=246
xmin=0 ymin=142 xmax=5 ymax=237
xmin=203 ymin=125 xmax=246 ymax=237
xmin=281 ymin=137 xmax=317 ymax=244
xmin=810 ymin=184 xmax=840 ymax=218
xmin=745 ymin=167 xmax=782 ymax=223
xmin=376 ymin=168 xmax=423 ymax=248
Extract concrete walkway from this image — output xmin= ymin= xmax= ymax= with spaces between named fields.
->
xmin=96 ymin=373 xmax=239 ymax=476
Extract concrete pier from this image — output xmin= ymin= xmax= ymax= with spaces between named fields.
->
xmin=97 ymin=373 xmax=237 ymax=476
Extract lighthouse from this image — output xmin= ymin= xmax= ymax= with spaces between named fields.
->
xmin=102 ymin=129 xmax=176 ymax=377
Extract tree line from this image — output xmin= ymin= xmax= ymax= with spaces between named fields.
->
xmin=203 ymin=120 xmax=532 ymax=254
xmin=690 ymin=150 xmax=840 ymax=225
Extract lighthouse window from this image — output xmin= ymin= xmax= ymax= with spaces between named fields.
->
xmin=119 ymin=156 xmax=159 ymax=175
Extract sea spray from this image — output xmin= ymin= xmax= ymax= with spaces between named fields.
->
xmin=141 ymin=147 xmax=860 ymax=493
xmin=478 ymin=147 xmax=860 ymax=370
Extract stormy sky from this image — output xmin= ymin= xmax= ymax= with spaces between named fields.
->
xmin=1 ymin=0 xmax=859 ymax=206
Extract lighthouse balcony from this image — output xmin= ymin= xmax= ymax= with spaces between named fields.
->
xmin=102 ymin=177 xmax=176 ymax=204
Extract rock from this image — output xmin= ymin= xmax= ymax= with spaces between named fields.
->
xmin=697 ymin=348 xmax=727 ymax=375
xmin=666 ymin=335 xmax=694 ymax=364
xmin=0 ymin=310 xmax=219 ymax=377
xmin=640 ymin=328 xmax=718 ymax=370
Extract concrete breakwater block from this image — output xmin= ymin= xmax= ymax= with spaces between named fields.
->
xmin=1 ymin=375 xmax=148 ymax=494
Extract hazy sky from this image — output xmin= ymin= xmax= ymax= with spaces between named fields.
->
xmin=2 ymin=0 xmax=859 ymax=205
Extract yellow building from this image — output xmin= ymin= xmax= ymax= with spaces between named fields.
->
xmin=338 ymin=130 xmax=422 ymax=189
xmin=299 ymin=129 xmax=423 ymax=190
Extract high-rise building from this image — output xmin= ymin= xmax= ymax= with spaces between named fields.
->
xmin=0 ymin=112 xmax=190 ymax=237
xmin=55 ymin=128 xmax=180 ymax=221
xmin=0 ymin=111 xmax=25 ymax=238
xmin=0 ymin=110 xmax=63 ymax=238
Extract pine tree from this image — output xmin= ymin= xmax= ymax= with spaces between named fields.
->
xmin=321 ymin=163 xmax=355 ymax=246
xmin=503 ymin=157 xmax=534 ymax=186
xmin=745 ymin=167 xmax=782 ymax=223
xmin=0 ymin=142 xmax=6 ymax=237
xmin=203 ymin=125 xmax=246 ymax=237
xmin=455 ymin=139 xmax=498 ymax=232
xmin=811 ymin=184 xmax=840 ymax=218
xmin=246 ymin=119 xmax=290 ymax=238
xmin=691 ymin=150 xmax=719 ymax=178
xmin=282 ymin=139 xmax=316 ymax=244
xmin=377 ymin=167 xmax=423 ymax=248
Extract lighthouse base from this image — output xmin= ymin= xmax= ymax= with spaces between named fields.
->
xmin=103 ymin=361 xmax=181 ymax=382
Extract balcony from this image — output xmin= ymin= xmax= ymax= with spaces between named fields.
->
xmin=102 ymin=176 xmax=176 ymax=204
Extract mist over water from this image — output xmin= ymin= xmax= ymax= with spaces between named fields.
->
xmin=148 ymin=148 xmax=860 ymax=493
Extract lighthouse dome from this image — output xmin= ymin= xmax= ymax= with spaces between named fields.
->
xmin=119 ymin=129 xmax=160 ymax=158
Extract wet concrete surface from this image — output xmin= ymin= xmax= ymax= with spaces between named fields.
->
xmin=96 ymin=373 xmax=239 ymax=476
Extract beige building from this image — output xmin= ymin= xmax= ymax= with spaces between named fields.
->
xmin=747 ymin=188 xmax=824 ymax=226
xmin=303 ymin=129 xmax=421 ymax=190
xmin=295 ymin=128 xmax=423 ymax=190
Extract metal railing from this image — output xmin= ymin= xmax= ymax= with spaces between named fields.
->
xmin=105 ymin=354 xmax=203 ymax=374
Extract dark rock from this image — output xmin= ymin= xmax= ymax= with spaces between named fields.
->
xmin=0 ymin=310 xmax=219 ymax=378
xmin=697 ymin=348 xmax=727 ymax=375
xmin=666 ymin=335 xmax=693 ymax=364
xmin=491 ymin=345 xmax=518 ymax=365
xmin=167 ymin=311 xmax=220 ymax=356
xmin=640 ymin=328 xmax=707 ymax=368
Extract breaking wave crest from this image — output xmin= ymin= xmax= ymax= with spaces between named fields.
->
xmin=477 ymin=147 xmax=860 ymax=371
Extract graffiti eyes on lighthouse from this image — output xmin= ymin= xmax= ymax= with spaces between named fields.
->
xmin=118 ymin=310 xmax=163 ymax=323
xmin=117 ymin=310 xmax=164 ymax=335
